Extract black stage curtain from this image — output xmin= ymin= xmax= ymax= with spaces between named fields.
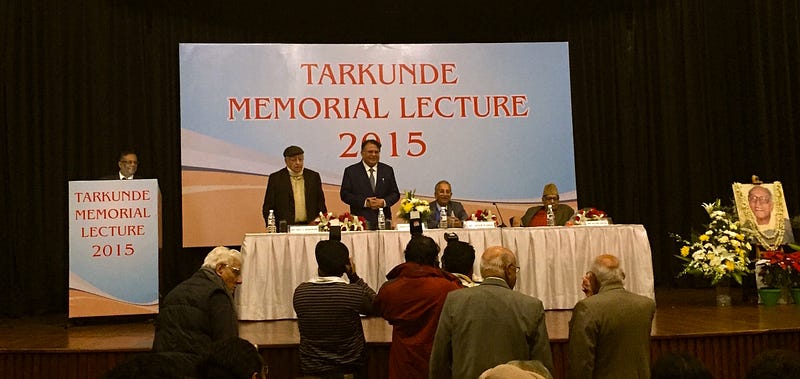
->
xmin=1 ymin=0 xmax=798 ymax=316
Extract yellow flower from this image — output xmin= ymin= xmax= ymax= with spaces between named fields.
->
xmin=736 ymin=234 xmax=744 ymax=241
xmin=403 ymin=202 xmax=414 ymax=213
xmin=680 ymin=246 xmax=690 ymax=257
xmin=725 ymin=260 xmax=735 ymax=271
xmin=699 ymin=235 xmax=710 ymax=242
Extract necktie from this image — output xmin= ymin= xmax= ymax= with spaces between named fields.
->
xmin=369 ymin=168 xmax=376 ymax=192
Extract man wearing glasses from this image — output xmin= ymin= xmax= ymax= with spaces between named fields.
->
xmin=430 ymin=246 xmax=554 ymax=379
xmin=101 ymin=149 xmax=141 ymax=180
xmin=153 ymin=246 xmax=243 ymax=360
xmin=519 ymin=183 xmax=574 ymax=227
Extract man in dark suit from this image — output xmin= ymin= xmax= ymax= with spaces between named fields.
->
xmin=340 ymin=139 xmax=400 ymax=230
xmin=427 ymin=180 xmax=469 ymax=229
xmin=101 ymin=149 xmax=140 ymax=180
xmin=567 ymin=254 xmax=656 ymax=379
xmin=262 ymin=145 xmax=327 ymax=227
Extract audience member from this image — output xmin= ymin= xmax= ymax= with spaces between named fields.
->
xmin=430 ymin=246 xmax=554 ymax=378
xmin=479 ymin=360 xmax=554 ymax=379
xmin=293 ymin=240 xmax=376 ymax=378
xmin=262 ymin=145 xmax=327 ymax=227
xmin=101 ymin=149 xmax=140 ymax=180
xmin=340 ymin=139 xmax=400 ymax=229
xmin=567 ymin=254 xmax=656 ymax=379
xmin=519 ymin=183 xmax=574 ymax=226
xmin=441 ymin=239 xmax=478 ymax=287
xmin=651 ymin=352 xmax=712 ymax=379
xmin=373 ymin=235 xmax=462 ymax=379
xmin=745 ymin=349 xmax=800 ymax=379
xmin=152 ymin=246 xmax=242 ymax=357
xmin=197 ymin=337 xmax=266 ymax=379
xmin=427 ymin=180 xmax=469 ymax=228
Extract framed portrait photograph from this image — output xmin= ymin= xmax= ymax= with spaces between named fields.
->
xmin=732 ymin=181 xmax=794 ymax=250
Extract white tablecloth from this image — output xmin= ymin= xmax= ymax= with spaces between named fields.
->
xmin=234 ymin=225 xmax=655 ymax=320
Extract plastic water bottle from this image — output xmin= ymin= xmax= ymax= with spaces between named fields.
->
xmin=267 ymin=209 xmax=277 ymax=233
xmin=546 ymin=204 xmax=555 ymax=226
xmin=439 ymin=206 xmax=448 ymax=229
xmin=377 ymin=208 xmax=386 ymax=230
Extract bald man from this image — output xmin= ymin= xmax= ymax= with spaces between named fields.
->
xmin=568 ymin=254 xmax=656 ymax=379
xmin=430 ymin=246 xmax=554 ymax=379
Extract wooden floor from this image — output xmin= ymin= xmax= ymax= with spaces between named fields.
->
xmin=2 ymin=287 xmax=800 ymax=379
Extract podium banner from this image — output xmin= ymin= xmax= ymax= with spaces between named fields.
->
xmin=68 ymin=179 xmax=160 ymax=318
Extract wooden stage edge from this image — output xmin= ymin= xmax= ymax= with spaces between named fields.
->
xmin=2 ymin=287 xmax=800 ymax=379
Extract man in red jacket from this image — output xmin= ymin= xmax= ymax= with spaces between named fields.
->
xmin=374 ymin=235 xmax=462 ymax=379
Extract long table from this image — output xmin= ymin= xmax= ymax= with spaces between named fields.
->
xmin=234 ymin=225 xmax=655 ymax=320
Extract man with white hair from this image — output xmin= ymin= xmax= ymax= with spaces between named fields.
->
xmin=153 ymin=246 xmax=243 ymax=356
xmin=429 ymin=246 xmax=553 ymax=379
xmin=568 ymin=254 xmax=656 ymax=379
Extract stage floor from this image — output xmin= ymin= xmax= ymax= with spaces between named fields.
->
xmin=2 ymin=287 xmax=800 ymax=378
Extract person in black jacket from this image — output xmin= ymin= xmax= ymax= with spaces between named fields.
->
xmin=152 ymin=246 xmax=243 ymax=358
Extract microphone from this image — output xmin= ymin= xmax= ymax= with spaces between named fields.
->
xmin=492 ymin=202 xmax=507 ymax=227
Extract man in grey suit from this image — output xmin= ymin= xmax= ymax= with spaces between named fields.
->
xmin=429 ymin=246 xmax=554 ymax=379
xmin=568 ymin=254 xmax=656 ymax=379
xmin=426 ymin=180 xmax=469 ymax=229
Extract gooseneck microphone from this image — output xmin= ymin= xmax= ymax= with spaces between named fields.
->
xmin=492 ymin=202 xmax=507 ymax=227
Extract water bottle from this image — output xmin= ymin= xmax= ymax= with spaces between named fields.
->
xmin=546 ymin=204 xmax=555 ymax=226
xmin=267 ymin=209 xmax=277 ymax=233
xmin=439 ymin=206 xmax=448 ymax=229
xmin=377 ymin=208 xmax=386 ymax=230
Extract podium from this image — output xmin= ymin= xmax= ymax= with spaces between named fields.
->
xmin=68 ymin=179 xmax=161 ymax=318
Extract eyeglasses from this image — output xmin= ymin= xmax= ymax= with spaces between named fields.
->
xmin=224 ymin=264 xmax=241 ymax=276
xmin=119 ymin=160 xmax=138 ymax=165
xmin=510 ymin=264 xmax=520 ymax=273
xmin=542 ymin=195 xmax=559 ymax=201
xmin=748 ymin=196 xmax=771 ymax=204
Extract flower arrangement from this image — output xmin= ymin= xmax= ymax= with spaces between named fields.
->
xmin=338 ymin=212 xmax=366 ymax=232
xmin=573 ymin=207 xmax=608 ymax=225
xmin=396 ymin=190 xmax=431 ymax=223
xmin=314 ymin=212 xmax=336 ymax=231
xmin=471 ymin=209 xmax=498 ymax=223
xmin=672 ymin=199 xmax=755 ymax=285
xmin=757 ymin=245 xmax=800 ymax=288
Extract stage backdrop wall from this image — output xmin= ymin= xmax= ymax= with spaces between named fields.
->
xmin=180 ymin=43 xmax=577 ymax=246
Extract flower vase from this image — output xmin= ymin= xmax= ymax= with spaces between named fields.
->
xmin=791 ymin=288 xmax=800 ymax=305
xmin=715 ymin=279 xmax=732 ymax=307
xmin=759 ymin=288 xmax=782 ymax=306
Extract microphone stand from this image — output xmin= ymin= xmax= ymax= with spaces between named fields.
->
xmin=492 ymin=202 xmax=507 ymax=227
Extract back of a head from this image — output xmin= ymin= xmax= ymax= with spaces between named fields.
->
xmin=202 ymin=246 xmax=242 ymax=269
xmin=478 ymin=363 xmax=548 ymax=379
xmin=746 ymin=349 xmax=800 ymax=379
xmin=404 ymin=235 xmax=440 ymax=266
xmin=479 ymin=246 xmax=515 ymax=278
xmin=591 ymin=254 xmax=625 ymax=286
xmin=651 ymin=353 xmax=712 ymax=379
xmin=442 ymin=240 xmax=476 ymax=275
xmin=102 ymin=353 xmax=184 ymax=379
xmin=198 ymin=337 xmax=264 ymax=379
xmin=315 ymin=239 xmax=350 ymax=276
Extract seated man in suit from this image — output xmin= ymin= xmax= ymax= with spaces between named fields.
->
xmin=520 ymin=183 xmax=574 ymax=226
xmin=427 ymin=180 xmax=469 ymax=229
xmin=262 ymin=145 xmax=327 ymax=227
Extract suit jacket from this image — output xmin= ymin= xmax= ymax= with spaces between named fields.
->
xmin=568 ymin=281 xmax=656 ymax=379
xmin=429 ymin=277 xmax=554 ymax=379
xmin=520 ymin=204 xmax=575 ymax=226
xmin=262 ymin=167 xmax=327 ymax=227
xmin=426 ymin=201 xmax=469 ymax=229
xmin=340 ymin=161 xmax=400 ymax=229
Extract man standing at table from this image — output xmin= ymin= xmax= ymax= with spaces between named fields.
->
xmin=262 ymin=145 xmax=327 ymax=227
xmin=567 ymin=254 xmax=656 ymax=379
xmin=340 ymin=139 xmax=400 ymax=230
xmin=427 ymin=180 xmax=469 ymax=229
